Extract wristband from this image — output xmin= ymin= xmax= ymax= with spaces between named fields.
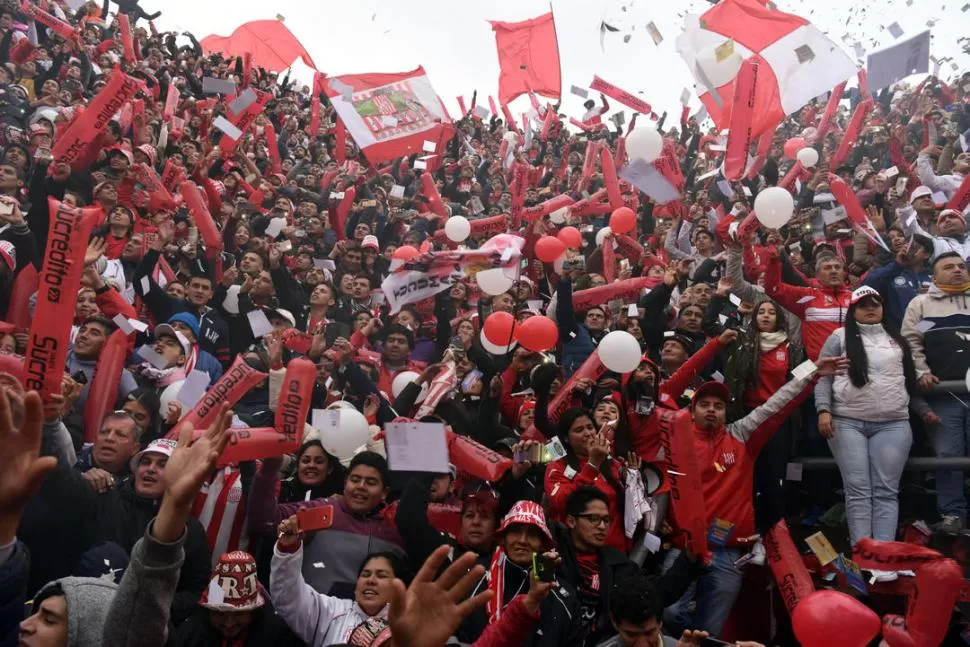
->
xmin=94 ymin=284 xmax=111 ymax=295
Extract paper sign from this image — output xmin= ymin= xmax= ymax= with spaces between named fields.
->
xmin=229 ymin=88 xmax=258 ymax=115
xmin=887 ymin=22 xmax=904 ymax=38
xmin=791 ymin=360 xmax=817 ymax=381
xmin=728 ymin=293 xmax=742 ymax=306
xmin=473 ymin=104 xmax=490 ymax=119
xmin=384 ymin=421 xmax=449 ymax=473
xmin=628 ymin=304 xmax=639 ymax=317
xmin=202 ymin=76 xmax=237 ymax=95
xmin=866 ymin=30 xmax=931 ymax=92
xmin=786 ymin=462 xmax=804 ymax=482
xmin=884 ymin=166 xmax=899 ymax=178
xmin=707 ymin=518 xmax=736 ymax=546
xmin=138 ymin=345 xmax=169 ymax=370
xmin=914 ymin=320 xmax=936 ymax=333
xmin=795 ymin=44 xmax=815 ymax=64
xmin=610 ymin=111 xmax=626 ymax=126
xmin=265 ymin=217 xmax=286 ymax=238
xmin=422 ymin=140 xmax=437 ymax=153
xmin=680 ymin=88 xmax=691 ymax=105
xmin=821 ymin=206 xmax=848 ymax=225
xmin=313 ymin=258 xmax=335 ymax=270
xmin=646 ymin=21 xmax=663 ymax=45
xmin=805 ymin=531 xmax=839 ymax=566
xmin=213 ymin=116 xmax=243 ymax=141
xmin=390 ymin=184 xmax=405 ymax=199
xmin=139 ymin=275 xmax=151 ymax=294
xmin=570 ymin=85 xmax=589 ymax=99
xmin=247 ymin=310 xmax=274 ymax=338
xmin=206 ymin=579 xmax=226 ymax=605
xmin=413 ymin=159 xmax=427 ymax=170
xmin=177 ymin=370 xmax=211 ymax=409
xmin=644 ymin=532 xmax=662 ymax=554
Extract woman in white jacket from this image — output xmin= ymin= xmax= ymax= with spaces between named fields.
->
xmin=271 ymin=513 xmax=410 ymax=646
xmin=815 ymin=287 xmax=918 ymax=557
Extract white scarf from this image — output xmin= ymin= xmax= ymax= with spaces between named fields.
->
xmin=759 ymin=330 xmax=788 ymax=353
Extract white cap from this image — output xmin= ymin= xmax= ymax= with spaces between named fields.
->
xmin=129 ymin=438 xmax=177 ymax=472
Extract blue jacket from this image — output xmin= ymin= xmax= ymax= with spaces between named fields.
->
xmin=863 ymin=261 xmax=930 ymax=329
xmin=556 ymin=277 xmax=597 ymax=377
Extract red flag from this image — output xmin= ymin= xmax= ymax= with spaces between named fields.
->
xmin=490 ymin=12 xmax=561 ymax=105
xmin=200 ymin=20 xmax=316 ymax=72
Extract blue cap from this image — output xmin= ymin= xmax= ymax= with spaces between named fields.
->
xmin=167 ymin=312 xmax=200 ymax=339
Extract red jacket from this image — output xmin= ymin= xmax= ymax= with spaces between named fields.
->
xmin=544 ymin=457 xmax=628 ymax=553
xmin=472 ymin=595 xmax=540 ymax=647
xmin=763 ymin=248 xmax=851 ymax=360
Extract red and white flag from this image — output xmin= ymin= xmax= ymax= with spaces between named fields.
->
xmin=325 ymin=66 xmax=455 ymax=164
xmin=675 ymin=0 xmax=855 ymax=138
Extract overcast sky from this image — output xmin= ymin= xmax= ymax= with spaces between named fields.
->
xmin=153 ymin=0 xmax=969 ymax=123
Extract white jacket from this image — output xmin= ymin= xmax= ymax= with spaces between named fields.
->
xmin=271 ymin=544 xmax=388 ymax=646
xmin=816 ymin=324 xmax=910 ymax=421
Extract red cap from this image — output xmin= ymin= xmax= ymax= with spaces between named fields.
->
xmin=690 ymin=381 xmax=730 ymax=408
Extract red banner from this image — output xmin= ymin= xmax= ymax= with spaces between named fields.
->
xmin=52 ymin=70 xmax=143 ymax=170
xmin=590 ymin=75 xmax=657 ymax=118
xmin=24 ymin=200 xmax=99 ymax=398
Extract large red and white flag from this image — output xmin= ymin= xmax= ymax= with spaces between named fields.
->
xmin=326 ymin=67 xmax=455 ymax=164
xmin=676 ymin=0 xmax=855 ymax=138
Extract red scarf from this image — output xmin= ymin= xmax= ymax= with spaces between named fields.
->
xmin=485 ymin=548 xmax=506 ymax=624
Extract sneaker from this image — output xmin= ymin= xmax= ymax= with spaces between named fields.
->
xmin=931 ymin=515 xmax=965 ymax=534
xmin=867 ymin=569 xmax=898 ymax=584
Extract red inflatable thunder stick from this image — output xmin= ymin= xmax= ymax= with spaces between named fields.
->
xmin=24 ymin=199 xmax=99 ymax=399
xmin=180 ymin=182 xmax=223 ymax=252
xmin=446 ymin=429 xmax=512 ymax=482
xmin=599 ymin=145 xmax=624 ymax=209
xmin=274 ymin=358 xmax=316 ymax=447
xmin=724 ymin=58 xmax=759 ymax=181
xmin=520 ymin=194 xmax=575 ymax=222
xmin=829 ymin=98 xmax=873 ymax=170
xmin=548 ymin=350 xmax=607 ymax=425
xmin=793 ymin=589 xmax=880 ymax=647
xmin=333 ymin=186 xmax=356 ymax=242
xmin=7 ymin=263 xmax=37 ymax=330
xmin=657 ymin=409 xmax=711 ymax=564
xmin=763 ymin=519 xmax=814 ymax=615
xmin=572 ymin=277 xmax=660 ymax=312
xmin=83 ymin=330 xmax=128 ymax=443
xmin=852 ymin=538 xmax=963 ymax=647
xmin=175 ymin=356 xmax=267 ymax=434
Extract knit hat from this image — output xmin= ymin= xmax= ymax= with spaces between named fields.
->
xmin=168 ymin=312 xmax=201 ymax=339
xmin=496 ymin=500 xmax=553 ymax=545
xmin=33 ymin=577 xmax=118 ymax=647
xmin=362 ymin=234 xmax=380 ymax=250
xmin=74 ymin=541 xmax=129 ymax=584
xmin=198 ymin=551 xmax=266 ymax=612
xmin=0 ymin=240 xmax=15 ymax=270
xmin=937 ymin=208 xmax=965 ymax=227
xmin=135 ymin=144 xmax=157 ymax=167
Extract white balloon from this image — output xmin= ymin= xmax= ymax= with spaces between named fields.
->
xmin=595 ymin=226 xmax=613 ymax=248
xmin=476 ymin=268 xmax=515 ymax=296
xmin=625 ymin=128 xmax=663 ymax=164
xmin=549 ymin=207 xmax=568 ymax=224
xmin=327 ymin=400 xmax=357 ymax=410
xmin=796 ymin=147 xmax=819 ymax=168
xmin=320 ymin=408 xmax=371 ymax=460
xmin=391 ymin=370 xmax=429 ymax=403
xmin=444 ymin=215 xmax=471 ymax=242
xmin=598 ymin=331 xmax=643 ymax=374
xmin=480 ymin=329 xmax=516 ymax=355
xmin=696 ymin=41 xmax=743 ymax=88
xmin=503 ymin=130 xmax=518 ymax=142
xmin=801 ymin=126 xmax=818 ymax=144
xmin=754 ymin=187 xmax=795 ymax=229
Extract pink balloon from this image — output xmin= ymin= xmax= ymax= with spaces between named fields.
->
xmin=557 ymin=226 xmax=582 ymax=249
xmin=793 ymin=590 xmax=880 ymax=647
xmin=783 ymin=137 xmax=807 ymax=159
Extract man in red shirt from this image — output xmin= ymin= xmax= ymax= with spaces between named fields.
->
xmin=661 ymin=355 xmax=844 ymax=637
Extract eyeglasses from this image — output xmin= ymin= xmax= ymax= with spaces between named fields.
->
xmin=577 ymin=514 xmax=611 ymax=527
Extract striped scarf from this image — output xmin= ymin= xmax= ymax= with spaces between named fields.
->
xmin=485 ymin=548 xmax=507 ymax=624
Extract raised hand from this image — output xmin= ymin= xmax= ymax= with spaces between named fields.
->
xmin=163 ymin=404 xmax=233 ymax=507
xmin=387 ymin=545 xmax=493 ymax=647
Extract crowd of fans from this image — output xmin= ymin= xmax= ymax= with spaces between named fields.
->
xmin=0 ymin=0 xmax=969 ymax=646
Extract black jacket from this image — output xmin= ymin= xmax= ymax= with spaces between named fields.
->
xmin=18 ymin=465 xmax=210 ymax=624
xmin=175 ymin=604 xmax=302 ymax=646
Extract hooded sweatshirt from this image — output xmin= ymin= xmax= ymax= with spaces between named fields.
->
xmin=34 ymin=577 xmax=118 ymax=647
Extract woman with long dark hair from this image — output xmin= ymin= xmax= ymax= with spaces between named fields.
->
xmin=538 ymin=402 xmax=633 ymax=553
xmin=815 ymin=287 xmax=917 ymax=561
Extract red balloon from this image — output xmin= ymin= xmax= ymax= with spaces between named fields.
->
xmin=483 ymin=311 xmax=517 ymax=346
xmin=609 ymin=207 xmax=637 ymax=235
xmin=557 ymin=226 xmax=582 ymax=249
xmin=534 ymin=235 xmax=567 ymax=262
xmin=393 ymin=245 xmax=420 ymax=260
xmin=793 ymin=590 xmax=880 ymax=647
xmin=783 ymin=137 xmax=807 ymax=159
xmin=517 ymin=315 xmax=558 ymax=352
